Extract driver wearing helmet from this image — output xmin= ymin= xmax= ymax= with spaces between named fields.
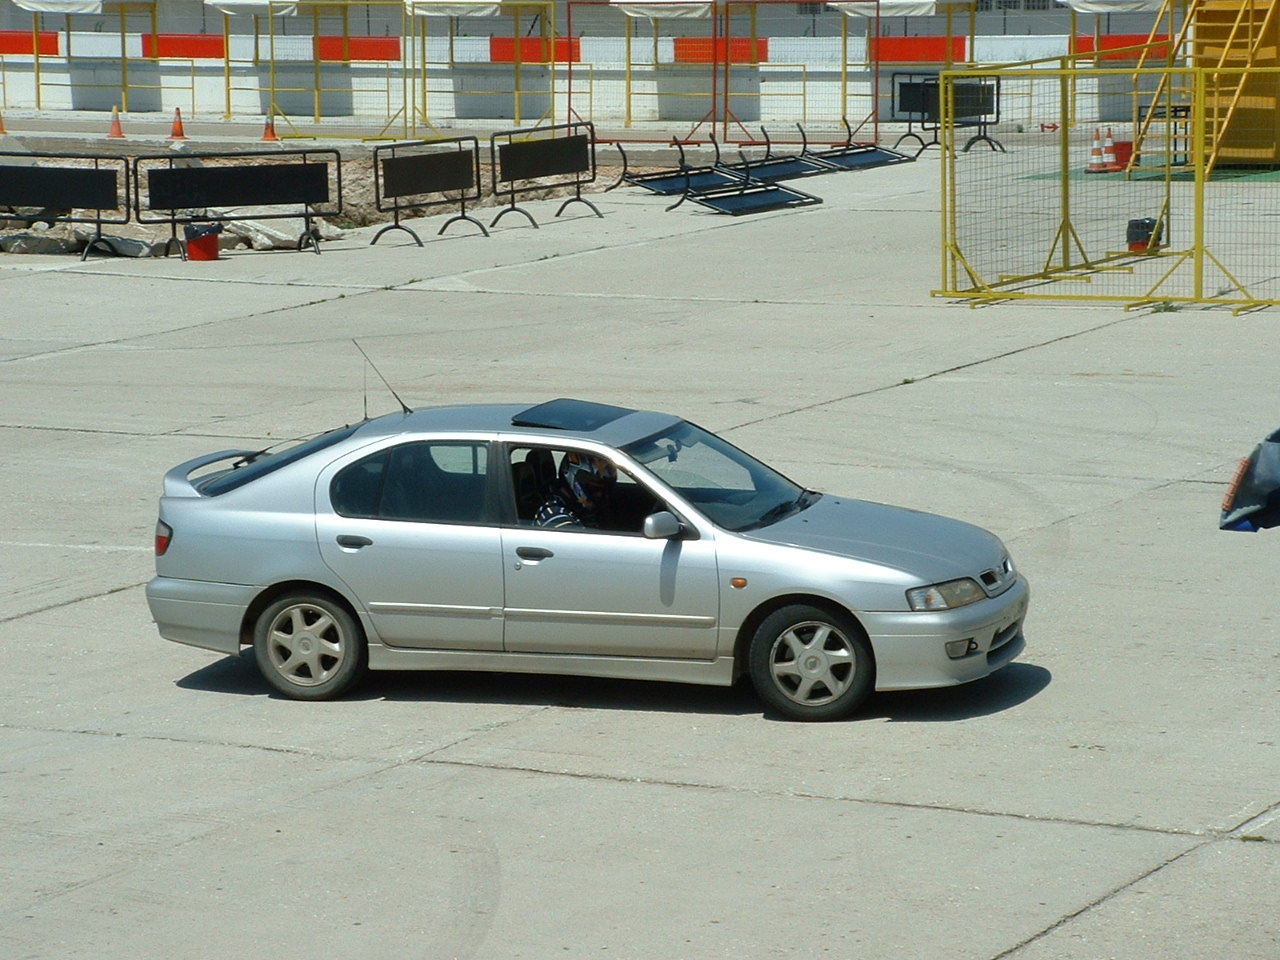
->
xmin=535 ymin=452 xmax=618 ymax=529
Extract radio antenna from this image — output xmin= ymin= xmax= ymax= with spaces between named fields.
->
xmin=353 ymin=339 xmax=412 ymax=415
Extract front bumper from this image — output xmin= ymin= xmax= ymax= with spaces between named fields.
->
xmin=863 ymin=575 xmax=1030 ymax=691
xmin=146 ymin=577 xmax=256 ymax=655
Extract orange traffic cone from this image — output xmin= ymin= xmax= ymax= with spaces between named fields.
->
xmin=167 ymin=107 xmax=188 ymax=140
xmin=260 ymin=115 xmax=279 ymax=142
xmin=1102 ymin=127 xmax=1121 ymax=171
xmin=0 ymin=109 xmax=7 ymax=136
xmin=1084 ymin=127 xmax=1106 ymax=173
xmin=107 ymin=106 xmax=126 ymax=139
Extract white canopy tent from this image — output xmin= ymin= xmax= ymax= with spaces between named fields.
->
xmin=405 ymin=0 xmax=502 ymax=17
xmin=403 ymin=0 xmax=557 ymax=131
xmin=204 ymin=0 xmax=299 ymax=16
xmin=10 ymin=0 xmax=106 ymax=11
xmin=827 ymin=0 xmax=972 ymax=17
xmin=609 ymin=0 xmax=711 ymax=20
xmin=10 ymin=0 xmax=105 ymax=12
xmin=1057 ymin=0 xmax=1165 ymax=12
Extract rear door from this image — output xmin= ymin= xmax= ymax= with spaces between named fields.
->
xmin=316 ymin=439 xmax=505 ymax=650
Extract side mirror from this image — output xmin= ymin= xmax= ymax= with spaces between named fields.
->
xmin=642 ymin=511 xmax=683 ymax=540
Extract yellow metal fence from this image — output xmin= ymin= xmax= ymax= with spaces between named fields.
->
xmin=938 ymin=64 xmax=1280 ymax=313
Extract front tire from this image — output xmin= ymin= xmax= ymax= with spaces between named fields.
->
xmin=748 ymin=604 xmax=874 ymax=721
xmin=253 ymin=593 xmax=367 ymax=700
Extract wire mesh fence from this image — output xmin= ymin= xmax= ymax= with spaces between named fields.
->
xmin=564 ymin=0 xmax=874 ymax=139
xmin=939 ymin=64 xmax=1280 ymax=313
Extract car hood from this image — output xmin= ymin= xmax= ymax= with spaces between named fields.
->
xmin=739 ymin=495 xmax=1006 ymax=582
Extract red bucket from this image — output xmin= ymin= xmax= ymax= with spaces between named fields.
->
xmin=187 ymin=233 xmax=219 ymax=261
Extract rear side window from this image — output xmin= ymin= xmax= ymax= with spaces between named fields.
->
xmin=200 ymin=425 xmax=361 ymax=497
xmin=331 ymin=441 xmax=490 ymax=525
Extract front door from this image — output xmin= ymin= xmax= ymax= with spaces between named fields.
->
xmin=499 ymin=446 xmax=721 ymax=659
xmin=500 ymin=526 xmax=721 ymax=659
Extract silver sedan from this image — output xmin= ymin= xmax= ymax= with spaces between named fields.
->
xmin=147 ymin=398 xmax=1028 ymax=721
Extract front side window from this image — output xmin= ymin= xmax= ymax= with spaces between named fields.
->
xmin=622 ymin=421 xmax=811 ymax=532
xmin=331 ymin=441 xmax=490 ymax=524
xmin=508 ymin=446 xmax=662 ymax=534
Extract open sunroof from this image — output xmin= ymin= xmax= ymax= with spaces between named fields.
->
xmin=511 ymin=398 xmax=635 ymax=431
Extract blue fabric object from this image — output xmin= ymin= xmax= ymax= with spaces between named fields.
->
xmin=1220 ymin=427 xmax=1280 ymax=532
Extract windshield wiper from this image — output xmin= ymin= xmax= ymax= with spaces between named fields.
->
xmin=752 ymin=490 xmax=820 ymax=528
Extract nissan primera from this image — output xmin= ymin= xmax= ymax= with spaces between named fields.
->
xmin=147 ymin=398 xmax=1029 ymax=721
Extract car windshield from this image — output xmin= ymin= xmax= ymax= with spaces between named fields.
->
xmin=621 ymin=421 xmax=814 ymax=531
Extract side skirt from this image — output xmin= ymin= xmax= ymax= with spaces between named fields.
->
xmin=366 ymin=645 xmax=738 ymax=687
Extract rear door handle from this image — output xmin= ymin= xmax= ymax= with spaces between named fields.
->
xmin=516 ymin=546 xmax=553 ymax=561
xmin=337 ymin=535 xmax=373 ymax=549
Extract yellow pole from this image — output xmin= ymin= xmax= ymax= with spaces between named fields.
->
xmin=941 ymin=72 xmax=952 ymax=287
xmin=946 ymin=5 xmax=953 ymax=68
xmin=652 ymin=15 xmax=658 ymax=84
xmin=269 ymin=6 xmax=278 ymax=122
xmin=750 ymin=2 xmax=757 ymax=64
xmin=722 ymin=1 xmax=730 ymax=139
xmin=967 ymin=1 xmax=974 ymax=66
xmin=428 ymin=14 xmax=435 ymax=128
xmin=1192 ymin=67 xmax=1205 ymax=301
xmin=549 ymin=0 xmax=556 ymax=124
xmin=401 ymin=3 xmax=412 ymax=136
xmin=1059 ymin=65 xmax=1071 ymax=270
xmin=31 ymin=13 xmax=41 ymax=110
xmin=313 ymin=5 xmax=321 ymax=122
xmin=624 ymin=14 xmax=633 ymax=128
xmin=223 ymin=13 xmax=232 ymax=119
xmin=1068 ymin=9 xmax=1076 ymax=127
xmin=342 ymin=2 xmax=350 ymax=63
xmin=511 ymin=4 xmax=522 ymax=125
xmin=119 ymin=9 xmax=129 ymax=111
xmin=941 ymin=70 xmax=948 ymax=289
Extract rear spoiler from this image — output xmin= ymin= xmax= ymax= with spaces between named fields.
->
xmin=162 ymin=450 xmax=257 ymax=497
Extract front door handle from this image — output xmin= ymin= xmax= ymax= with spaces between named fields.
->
xmin=336 ymin=535 xmax=373 ymax=549
xmin=516 ymin=546 xmax=553 ymax=561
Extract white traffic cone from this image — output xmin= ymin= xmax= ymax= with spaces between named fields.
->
xmin=1102 ymin=127 xmax=1121 ymax=172
xmin=1085 ymin=128 xmax=1107 ymax=173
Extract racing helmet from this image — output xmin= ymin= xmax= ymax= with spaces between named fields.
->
xmin=561 ymin=452 xmax=617 ymax=507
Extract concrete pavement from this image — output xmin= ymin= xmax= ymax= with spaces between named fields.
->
xmin=1 ymin=134 xmax=1278 ymax=959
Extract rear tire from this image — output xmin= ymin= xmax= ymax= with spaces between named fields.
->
xmin=748 ymin=604 xmax=874 ymax=721
xmin=253 ymin=593 xmax=367 ymax=700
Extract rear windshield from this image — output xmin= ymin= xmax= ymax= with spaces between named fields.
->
xmin=199 ymin=425 xmax=361 ymax=496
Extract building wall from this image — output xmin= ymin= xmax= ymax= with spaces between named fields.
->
xmin=0 ymin=0 xmax=1172 ymax=127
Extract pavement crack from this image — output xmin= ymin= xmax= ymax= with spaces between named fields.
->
xmin=987 ymin=844 xmax=1207 ymax=960
xmin=720 ymin=314 xmax=1141 ymax=434
xmin=0 ymin=580 xmax=146 ymax=625
xmin=0 ymin=723 xmax=329 ymax=759
xmin=419 ymin=756 xmax=1211 ymax=839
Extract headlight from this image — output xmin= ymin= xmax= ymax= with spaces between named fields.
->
xmin=906 ymin=578 xmax=985 ymax=611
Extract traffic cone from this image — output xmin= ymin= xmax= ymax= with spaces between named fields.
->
xmin=107 ymin=106 xmax=126 ymax=139
xmin=260 ymin=115 xmax=279 ymax=142
xmin=1084 ymin=127 xmax=1107 ymax=173
xmin=0 ymin=109 xmax=7 ymax=136
xmin=167 ymin=107 xmax=188 ymax=140
xmin=1102 ymin=127 xmax=1121 ymax=171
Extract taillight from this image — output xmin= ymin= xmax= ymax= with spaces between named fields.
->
xmin=155 ymin=520 xmax=173 ymax=556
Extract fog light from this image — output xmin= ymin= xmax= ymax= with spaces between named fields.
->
xmin=946 ymin=638 xmax=978 ymax=659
